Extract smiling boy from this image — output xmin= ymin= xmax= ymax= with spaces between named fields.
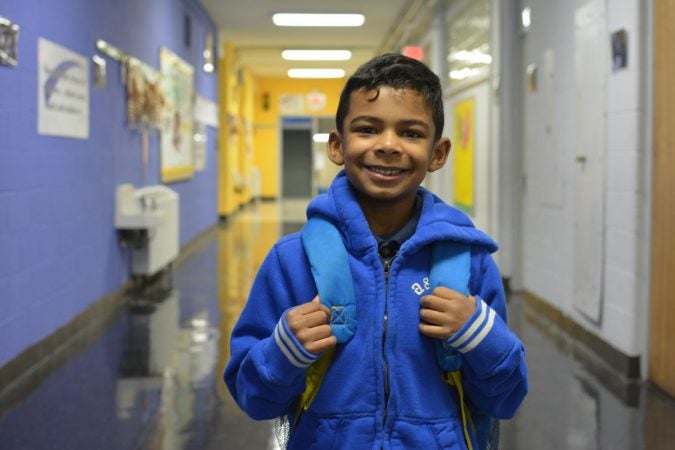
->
xmin=224 ymin=53 xmax=528 ymax=449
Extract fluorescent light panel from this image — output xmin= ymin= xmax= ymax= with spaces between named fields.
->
xmin=282 ymin=50 xmax=352 ymax=61
xmin=272 ymin=13 xmax=365 ymax=27
xmin=313 ymin=133 xmax=329 ymax=143
xmin=288 ymin=68 xmax=345 ymax=79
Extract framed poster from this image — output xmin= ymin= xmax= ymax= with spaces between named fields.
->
xmin=160 ymin=47 xmax=194 ymax=182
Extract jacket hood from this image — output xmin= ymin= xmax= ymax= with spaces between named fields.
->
xmin=306 ymin=171 xmax=498 ymax=255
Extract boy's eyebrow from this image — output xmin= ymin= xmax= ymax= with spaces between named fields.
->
xmin=349 ymin=115 xmax=430 ymax=130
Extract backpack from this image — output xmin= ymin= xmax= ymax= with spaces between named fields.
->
xmin=295 ymin=216 xmax=499 ymax=450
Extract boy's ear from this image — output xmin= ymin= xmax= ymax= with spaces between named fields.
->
xmin=428 ymin=137 xmax=451 ymax=172
xmin=327 ymin=131 xmax=345 ymax=166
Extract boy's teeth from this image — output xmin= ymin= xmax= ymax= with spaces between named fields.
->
xmin=371 ymin=167 xmax=402 ymax=176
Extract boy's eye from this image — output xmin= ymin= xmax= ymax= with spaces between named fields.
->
xmin=402 ymin=130 xmax=423 ymax=139
xmin=355 ymin=126 xmax=377 ymax=134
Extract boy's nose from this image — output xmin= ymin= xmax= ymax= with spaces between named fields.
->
xmin=377 ymin=130 xmax=402 ymax=154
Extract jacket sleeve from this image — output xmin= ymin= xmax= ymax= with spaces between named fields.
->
xmin=223 ymin=242 xmax=319 ymax=420
xmin=445 ymin=248 xmax=528 ymax=419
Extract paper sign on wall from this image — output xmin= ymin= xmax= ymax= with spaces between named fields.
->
xmin=37 ymin=38 xmax=89 ymax=139
xmin=160 ymin=47 xmax=194 ymax=183
xmin=453 ymin=97 xmax=475 ymax=213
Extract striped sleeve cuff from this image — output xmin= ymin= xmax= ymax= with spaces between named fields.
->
xmin=273 ymin=314 xmax=321 ymax=368
xmin=446 ymin=297 xmax=496 ymax=354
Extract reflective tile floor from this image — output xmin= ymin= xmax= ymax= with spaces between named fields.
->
xmin=1 ymin=200 xmax=675 ymax=449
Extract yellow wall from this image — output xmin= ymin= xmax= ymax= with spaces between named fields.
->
xmin=218 ymin=53 xmax=345 ymax=207
xmin=217 ymin=43 xmax=237 ymax=216
xmin=252 ymin=77 xmax=344 ymax=199
xmin=239 ymin=71 xmax=255 ymax=205
xmin=218 ymin=43 xmax=257 ymax=216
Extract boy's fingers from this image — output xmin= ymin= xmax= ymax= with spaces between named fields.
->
xmin=306 ymin=335 xmax=337 ymax=354
xmin=312 ymin=295 xmax=320 ymax=303
xmin=419 ymin=322 xmax=451 ymax=339
xmin=419 ymin=307 xmax=447 ymax=326
xmin=431 ymin=286 xmax=459 ymax=298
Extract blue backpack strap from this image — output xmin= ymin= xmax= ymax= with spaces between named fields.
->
xmin=301 ymin=217 xmax=357 ymax=343
xmin=429 ymin=241 xmax=471 ymax=372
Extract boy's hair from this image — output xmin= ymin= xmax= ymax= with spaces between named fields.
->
xmin=335 ymin=53 xmax=445 ymax=142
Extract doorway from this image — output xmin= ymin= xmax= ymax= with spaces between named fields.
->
xmin=281 ymin=117 xmax=313 ymax=198
xmin=571 ymin=0 xmax=607 ymax=323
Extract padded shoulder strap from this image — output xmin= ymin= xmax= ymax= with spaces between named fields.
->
xmin=301 ymin=217 xmax=357 ymax=343
xmin=430 ymin=241 xmax=471 ymax=372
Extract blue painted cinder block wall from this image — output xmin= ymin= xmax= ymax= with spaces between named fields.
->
xmin=0 ymin=0 xmax=218 ymax=367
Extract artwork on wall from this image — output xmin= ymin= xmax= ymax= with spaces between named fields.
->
xmin=279 ymin=94 xmax=304 ymax=115
xmin=126 ymin=58 xmax=164 ymax=129
xmin=611 ymin=29 xmax=627 ymax=72
xmin=37 ymin=37 xmax=89 ymax=139
xmin=453 ymin=97 xmax=475 ymax=214
xmin=0 ymin=16 xmax=19 ymax=67
xmin=160 ymin=47 xmax=195 ymax=183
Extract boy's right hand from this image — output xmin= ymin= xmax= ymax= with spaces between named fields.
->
xmin=285 ymin=296 xmax=337 ymax=355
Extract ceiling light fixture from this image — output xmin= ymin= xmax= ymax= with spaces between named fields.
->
xmin=288 ymin=68 xmax=346 ymax=79
xmin=282 ymin=50 xmax=352 ymax=61
xmin=313 ymin=133 xmax=329 ymax=143
xmin=449 ymin=50 xmax=493 ymax=65
xmin=273 ymin=13 xmax=365 ymax=27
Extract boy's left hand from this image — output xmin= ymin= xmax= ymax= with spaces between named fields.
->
xmin=419 ymin=287 xmax=476 ymax=340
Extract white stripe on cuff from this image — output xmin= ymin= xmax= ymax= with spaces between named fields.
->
xmin=450 ymin=299 xmax=487 ymax=348
xmin=274 ymin=323 xmax=315 ymax=368
xmin=458 ymin=308 xmax=496 ymax=353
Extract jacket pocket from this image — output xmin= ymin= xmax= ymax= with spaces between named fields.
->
xmin=389 ymin=419 xmax=464 ymax=449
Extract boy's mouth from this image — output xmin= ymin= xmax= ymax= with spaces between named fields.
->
xmin=367 ymin=166 xmax=405 ymax=177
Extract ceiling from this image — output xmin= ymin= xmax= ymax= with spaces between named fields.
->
xmin=198 ymin=0 xmax=433 ymax=78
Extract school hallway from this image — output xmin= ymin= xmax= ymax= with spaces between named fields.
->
xmin=0 ymin=200 xmax=672 ymax=450
xmin=4 ymin=0 xmax=675 ymax=448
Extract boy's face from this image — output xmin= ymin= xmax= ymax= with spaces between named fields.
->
xmin=328 ymin=86 xmax=450 ymax=208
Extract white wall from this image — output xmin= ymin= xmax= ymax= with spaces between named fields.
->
xmin=521 ymin=0 xmax=649 ymax=357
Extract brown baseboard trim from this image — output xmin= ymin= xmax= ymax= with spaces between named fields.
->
xmin=523 ymin=291 xmax=641 ymax=405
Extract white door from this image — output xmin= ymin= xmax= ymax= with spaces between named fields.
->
xmin=572 ymin=0 xmax=606 ymax=322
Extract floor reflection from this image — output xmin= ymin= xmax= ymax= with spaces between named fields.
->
xmin=1 ymin=200 xmax=675 ymax=449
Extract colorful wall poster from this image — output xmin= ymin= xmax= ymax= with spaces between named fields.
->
xmin=160 ymin=47 xmax=194 ymax=182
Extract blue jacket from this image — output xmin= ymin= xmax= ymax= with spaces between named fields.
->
xmin=224 ymin=172 xmax=528 ymax=449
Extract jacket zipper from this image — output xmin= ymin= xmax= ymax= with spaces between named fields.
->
xmin=381 ymin=253 xmax=396 ymax=435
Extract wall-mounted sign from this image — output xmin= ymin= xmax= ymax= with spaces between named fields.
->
xmin=37 ymin=38 xmax=89 ymax=139
xmin=611 ymin=29 xmax=628 ymax=72
xmin=0 ymin=16 xmax=19 ymax=67
xmin=306 ymin=91 xmax=326 ymax=111
xmin=279 ymin=94 xmax=304 ymax=115
xmin=453 ymin=97 xmax=475 ymax=213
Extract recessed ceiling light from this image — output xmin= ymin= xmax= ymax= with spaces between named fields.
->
xmin=272 ymin=13 xmax=365 ymax=27
xmin=288 ymin=68 xmax=346 ymax=79
xmin=282 ymin=50 xmax=352 ymax=61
